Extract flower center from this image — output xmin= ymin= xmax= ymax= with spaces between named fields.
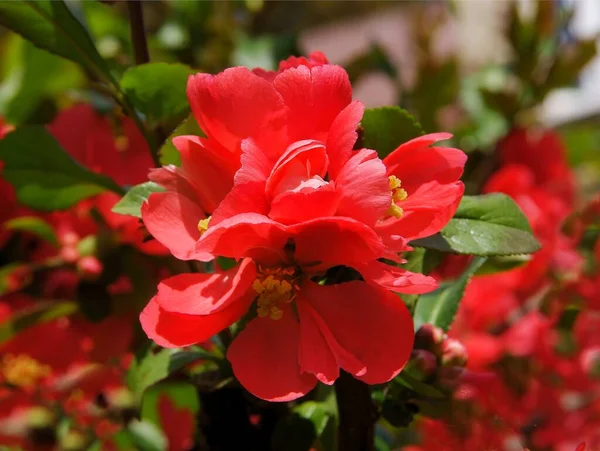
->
xmin=1 ymin=354 xmax=51 ymax=388
xmin=252 ymin=266 xmax=299 ymax=320
xmin=386 ymin=175 xmax=408 ymax=218
xmin=197 ymin=216 xmax=211 ymax=236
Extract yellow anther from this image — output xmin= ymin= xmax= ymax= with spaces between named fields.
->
xmin=1 ymin=354 xmax=51 ymax=388
xmin=387 ymin=175 xmax=408 ymax=218
xmin=197 ymin=217 xmax=211 ymax=235
xmin=115 ymin=136 xmax=129 ymax=152
xmin=253 ymin=274 xmax=294 ymax=320
xmin=386 ymin=203 xmax=404 ymax=218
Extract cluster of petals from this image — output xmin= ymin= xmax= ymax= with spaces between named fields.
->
xmin=140 ymin=52 xmax=467 ymax=401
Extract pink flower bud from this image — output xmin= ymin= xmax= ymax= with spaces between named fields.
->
xmin=414 ymin=324 xmax=444 ymax=353
xmin=60 ymin=245 xmax=80 ymax=263
xmin=77 ymin=256 xmax=103 ymax=281
xmin=442 ymin=338 xmax=468 ymax=367
xmin=410 ymin=349 xmax=437 ymax=379
xmin=580 ymin=347 xmax=600 ymax=379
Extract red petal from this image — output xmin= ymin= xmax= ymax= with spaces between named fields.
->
xmin=335 ymin=148 xmax=390 ymax=226
xmin=297 ymin=298 xmax=366 ymax=384
xmin=142 ymin=191 xmax=211 ymax=261
xmin=196 ymin=213 xmax=290 ymax=263
xmin=269 ymin=183 xmax=339 ymax=225
xmin=291 ymin=217 xmax=385 ymax=269
xmin=140 ymin=294 xmax=253 ymax=348
xmin=376 ymin=181 xmax=464 ymax=241
xmin=174 ymin=136 xmax=238 ymax=213
xmin=357 ymin=260 xmax=438 ymax=294
xmin=326 ymin=101 xmax=364 ymax=179
xmin=384 ymin=133 xmax=465 ymax=194
xmin=187 ymin=68 xmax=287 ymax=158
xmin=301 ymin=280 xmax=414 ymax=384
xmin=227 ymin=306 xmax=317 ymax=401
xmin=156 ymin=259 xmax=256 ymax=315
xmin=273 ymin=65 xmax=352 ymax=143
xmin=265 ymin=140 xmax=328 ymax=200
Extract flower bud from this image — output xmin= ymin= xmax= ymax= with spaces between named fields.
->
xmin=414 ymin=324 xmax=444 ymax=353
xmin=77 ymin=256 xmax=103 ymax=281
xmin=409 ymin=349 xmax=437 ymax=379
xmin=580 ymin=346 xmax=600 ymax=379
xmin=60 ymin=245 xmax=80 ymax=264
xmin=441 ymin=338 xmax=468 ymax=368
xmin=438 ymin=366 xmax=466 ymax=391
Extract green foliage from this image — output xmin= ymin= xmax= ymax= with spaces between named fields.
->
xmin=112 ymin=182 xmax=166 ymax=218
xmin=120 ymin=62 xmax=194 ymax=125
xmin=159 ymin=114 xmax=204 ymax=166
xmin=0 ymin=301 xmax=78 ymax=344
xmin=413 ymin=257 xmax=486 ymax=331
xmin=128 ymin=346 xmax=219 ymax=401
xmin=0 ymin=37 xmax=84 ymax=124
xmin=4 ymin=216 xmax=58 ymax=246
xmin=127 ymin=419 xmax=168 ymax=451
xmin=0 ymin=0 xmax=114 ymax=85
xmin=361 ymin=106 xmax=424 ymax=159
xmin=411 ymin=194 xmax=541 ymax=256
xmin=0 ymin=126 xmax=123 ymax=210
xmin=272 ymin=401 xmax=336 ymax=451
xmin=475 ymin=254 xmax=531 ymax=276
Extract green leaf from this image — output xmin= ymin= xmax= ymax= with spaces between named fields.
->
xmin=4 ymin=216 xmax=58 ymax=246
xmin=127 ymin=347 xmax=213 ymax=401
xmin=0 ymin=126 xmax=123 ymax=211
xmin=1 ymin=37 xmax=84 ymax=124
xmin=475 ymin=254 xmax=531 ymax=275
xmin=0 ymin=301 xmax=78 ymax=345
xmin=112 ymin=182 xmax=165 ymax=218
xmin=127 ymin=420 xmax=167 ymax=451
xmin=411 ymin=194 xmax=541 ymax=256
xmin=0 ymin=0 xmax=114 ymax=86
xmin=272 ymin=401 xmax=334 ymax=451
xmin=413 ymin=257 xmax=486 ymax=332
xmin=159 ymin=114 xmax=204 ymax=166
xmin=120 ymin=63 xmax=194 ymax=124
xmin=361 ymin=106 xmax=424 ymax=159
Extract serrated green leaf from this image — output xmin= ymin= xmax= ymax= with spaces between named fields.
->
xmin=0 ymin=0 xmax=113 ymax=86
xmin=4 ymin=216 xmax=58 ymax=246
xmin=361 ymin=106 xmax=424 ymax=159
xmin=120 ymin=63 xmax=193 ymax=124
xmin=411 ymin=194 xmax=541 ymax=256
xmin=112 ymin=182 xmax=165 ymax=218
xmin=127 ymin=347 xmax=214 ymax=401
xmin=0 ymin=126 xmax=123 ymax=211
xmin=0 ymin=301 xmax=78 ymax=345
xmin=159 ymin=114 xmax=204 ymax=166
xmin=413 ymin=257 xmax=486 ymax=332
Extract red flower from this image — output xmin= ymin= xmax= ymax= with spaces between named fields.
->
xmin=157 ymin=395 xmax=195 ymax=451
xmin=141 ymin=54 xmax=466 ymax=400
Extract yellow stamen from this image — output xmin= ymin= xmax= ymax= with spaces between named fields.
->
xmin=253 ymin=273 xmax=295 ymax=320
xmin=198 ymin=216 xmax=211 ymax=235
xmin=1 ymin=354 xmax=51 ymax=388
xmin=115 ymin=136 xmax=129 ymax=152
xmin=387 ymin=175 xmax=408 ymax=218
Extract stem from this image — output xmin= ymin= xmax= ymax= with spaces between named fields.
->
xmin=334 ymin=371 xmax=375 ymax=451
xmin=127 ymin=0 xmax=150 ymax=65
xmin=126 ymin=0 xmax=161 ymax=167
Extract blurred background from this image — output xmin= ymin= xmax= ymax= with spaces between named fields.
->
xmin=1 ymin=1 xmax=599 ymax=450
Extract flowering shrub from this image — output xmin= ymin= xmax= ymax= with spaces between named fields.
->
xmin=0 ymin=1 xmax=598 ymax=450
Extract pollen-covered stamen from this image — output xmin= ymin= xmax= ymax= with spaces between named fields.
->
xmin=252 ymin=266 xmax=299 ymax=320
xmin=387 ymin=175 xmax=408 ymax=218
xmin=197 ymin=216 xmax=211 ymax=236
xmin=1 ymin=354 xmax=51 ymax=388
